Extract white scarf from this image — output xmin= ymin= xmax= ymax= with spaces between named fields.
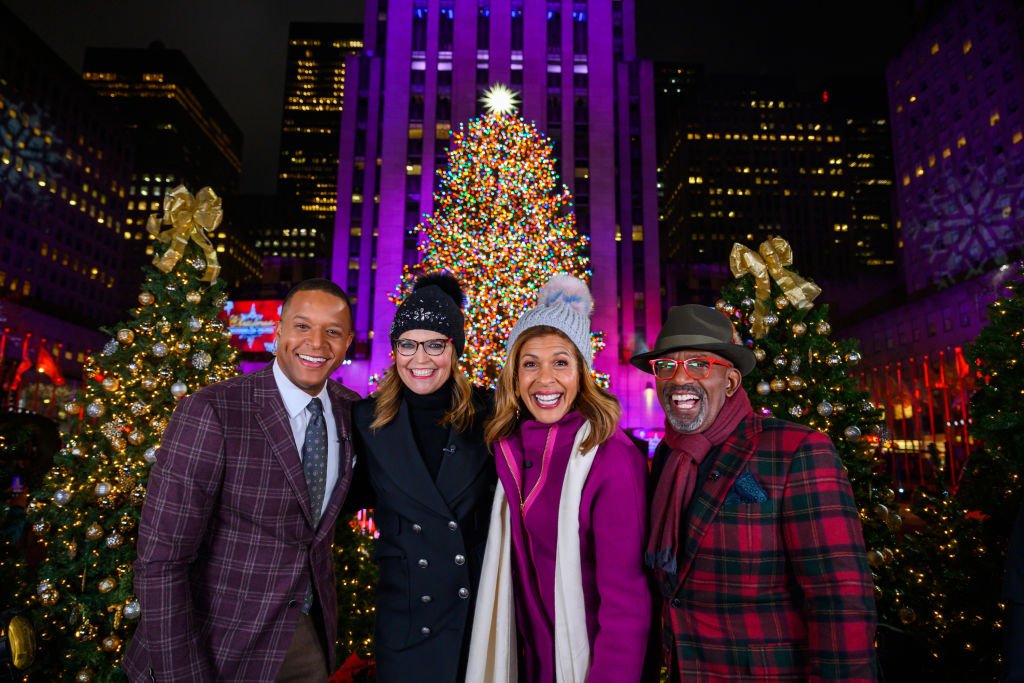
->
xmin=466 ymin=422 xmax=598 ymax=683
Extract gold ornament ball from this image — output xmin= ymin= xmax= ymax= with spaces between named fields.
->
xmin=753 ymin=348 xmax=766 ymax=362
xmin=873 ymin=503 xmax=890 ymax=520
xmin=867 ymin=550 xmax=884 ymax=568
xmin=116 ymin=328 xmax=135 ymax=345
xmin=131 ymin=486 xmax=147 ymax=506
xmin=787 ymin=376 xmax=805 ymax=390
xmin=150 ymin=417 xmax=169 ymax=433
xmin=881 ymin=548 xmax=895 ymax=564
xmin=774 ymin=295 xmax=790 ymax=310
xmin=899 ymin=607 xmax=917 ymax=625
xmin=97 ymin=577 xmax=117 ymax=594
xmin=74 ymin=623 xmax=98 ymax=642
xmin=175 ymin=341 xmax=191 ymax=353
xmin=64 ymin=401 xmax=80 ymax=414
xmin=141 ymin=376 xmax=158 ymax=391
xmin=76 ymin=668 xmax=95 ymax=683
xmin=883 ymin=488 xmax=896 ymax=504
xmin=792 ymin=322 xmax=807 ymax=336
xmin=118 ymin=515 xmax=137 ymax=532
xmin=186 ymin=291 xmax=202 ymax=304
xmin=159 ymin=322 xmax=172 ymax=335
xmin=816 ymin=321 xmax=831 ymax=336
xmin=886 ymin=512 xmax=903 ymax=532
xmin=101 ymin=634 xmax=123 ymax=653
xmin=111 ymin=437 xmax=127 ymax=452
xmin=127 ymin=430 xmax=145 ymax=445
xmin=770 ymin=378 xmax=787 ymax=392
xmin=138 ymin=292 xmax=154 ymax=306
xmin=85 ymin=523 xmax=104 ymax=541
xmin=39 ymin=588 xmax=60 ymax=606
xmin=33 ymin=520 xmax=51 ymax=536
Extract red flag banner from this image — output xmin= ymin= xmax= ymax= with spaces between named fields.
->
xmin=36 ymin=344 xmax=66 ymax=386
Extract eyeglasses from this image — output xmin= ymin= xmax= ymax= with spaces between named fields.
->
xmin=649 ymin=357 xmax=733 ymax=381
xmin=395 ymin=338 xmax=451 ymax=357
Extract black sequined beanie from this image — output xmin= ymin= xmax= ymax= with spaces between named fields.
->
xmin=389 ymin=273 xmax=467 ymax=356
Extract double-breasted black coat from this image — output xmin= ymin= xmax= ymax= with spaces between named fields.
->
xmin=350 ymin=388 xmax=496 ymax=683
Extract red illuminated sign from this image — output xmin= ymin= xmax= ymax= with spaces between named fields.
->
xmin=218 ymin=300 xmax=282 ymax=352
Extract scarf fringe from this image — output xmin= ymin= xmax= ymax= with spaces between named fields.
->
xmin=644 ymin=549 xmax=678 ymax=575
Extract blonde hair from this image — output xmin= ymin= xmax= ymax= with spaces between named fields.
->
xmin=484 ymin=326 xmax=621 ymax=452
xmin=370 ymin=352 xmax=476 ymax=433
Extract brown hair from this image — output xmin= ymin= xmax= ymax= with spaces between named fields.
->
xmin=484 ymin=326 xmax=621 ymax=452
xmin=370 ymin=352 xmax=476 ymax=433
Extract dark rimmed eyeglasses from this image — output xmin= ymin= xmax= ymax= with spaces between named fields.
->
xmin=395 ymin=338 xmax=451 ymax=357
xmin=649 ymin=357 xmax=733 ymax=381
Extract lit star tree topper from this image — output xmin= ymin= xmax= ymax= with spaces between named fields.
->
xmin=391 ymin=86 xmax=603 ymax=387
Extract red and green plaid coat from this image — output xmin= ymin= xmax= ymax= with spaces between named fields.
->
xmin=651 ymin=414 xmax=877 ymax=682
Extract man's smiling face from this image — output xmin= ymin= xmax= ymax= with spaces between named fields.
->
xmin=275 ymin=289 xmax=353 ymax=396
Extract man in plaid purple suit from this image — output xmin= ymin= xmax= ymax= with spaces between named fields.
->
xmin=122 ymin=279 xmax=360 ymax=682
xmin=632 ymin=305 xmax=877 ymax=682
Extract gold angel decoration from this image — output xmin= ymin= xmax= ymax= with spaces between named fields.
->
xmin=146 ymin=185 xmax=222 ymax=282
xmin=729 ymin=236 xmax=821 ymax=338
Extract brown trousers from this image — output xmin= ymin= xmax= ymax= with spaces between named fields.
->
xmin=275 ymin=613 xmax=328 ymax=682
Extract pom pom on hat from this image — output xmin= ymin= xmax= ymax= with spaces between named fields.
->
xmin=413 ymin=272 xmax=465 ymax=310
xmin=507 ymin=274 xmax=595 ymax=367
xmin=536 ymin=273 xmax=594 ymax=317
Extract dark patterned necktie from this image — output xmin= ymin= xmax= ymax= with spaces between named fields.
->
xmin=301 ymin=397 xmax=327 ymax=615
xmin=303 ymin=397 xmax=328 ymax=525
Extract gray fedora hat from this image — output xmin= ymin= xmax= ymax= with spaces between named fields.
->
xmin=630 ymin=304 xmax=756 ymax=376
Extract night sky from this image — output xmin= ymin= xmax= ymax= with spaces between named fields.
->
xmin=5 ymin=0 xmax=920 ymax=194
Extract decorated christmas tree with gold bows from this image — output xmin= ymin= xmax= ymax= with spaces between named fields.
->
xmin=718 ymin=236 xmax=934 ymax=670
xmin=21 ymin=186 xmax=239 ymax=682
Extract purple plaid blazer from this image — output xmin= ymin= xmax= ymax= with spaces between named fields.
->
xmin=653 ymin=414 xmax=877 ymax=682
xmin=121 ymin=363 xmax=359 ymax=682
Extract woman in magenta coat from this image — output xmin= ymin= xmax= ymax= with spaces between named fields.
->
xmin=466 ymin=275 xmax=651 ymax=683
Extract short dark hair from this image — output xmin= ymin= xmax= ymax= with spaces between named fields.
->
xmin=282 ymin=278 xmax=353 ymax=327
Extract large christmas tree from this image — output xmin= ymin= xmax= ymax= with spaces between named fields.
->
xmin=923 ymin=262 xmax=1024 ymax=679
xmin=393 ymin=85 xmax=596 ymax=387
xmin=22 ymin=187 xmax=239 ymax=682
xmin=718 ymin=237 xmax=934 ymax=666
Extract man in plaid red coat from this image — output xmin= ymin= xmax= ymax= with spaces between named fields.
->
xmin=631 ymin=304 xmax=877 ymax=682
xmin=122 ymin=279 xmax=360 ymax=682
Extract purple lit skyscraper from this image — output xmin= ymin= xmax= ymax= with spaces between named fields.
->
xmin=332 ymin=0 xmax=663 ymax=428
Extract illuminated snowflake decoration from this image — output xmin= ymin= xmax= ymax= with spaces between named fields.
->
xmin=907 ymin=159 xmax=1024 ymax=288
xmin=0 ymin=95 xmax=65 ymax=203
xmin=479 ymin=83 xmax=520 ymax=115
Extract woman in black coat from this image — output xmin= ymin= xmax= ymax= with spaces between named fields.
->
xmin=349 ymin=273 xmax=496 ymax=683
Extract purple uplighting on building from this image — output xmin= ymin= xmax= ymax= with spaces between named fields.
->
xmin=331 ymin=0 xmax=663 ymax=428
xmin=887 ymin=0 xmax=1024 ymax=295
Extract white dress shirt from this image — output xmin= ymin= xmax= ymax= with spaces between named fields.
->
xmin=272 ymin=360 xmax=339 ymax=521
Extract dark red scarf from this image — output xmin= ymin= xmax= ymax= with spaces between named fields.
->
xmin=645 ymin=387 xmax=753 ymax=575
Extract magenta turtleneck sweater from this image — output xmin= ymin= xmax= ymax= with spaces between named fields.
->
xmin=494 ymin=411 xmax=651 ymax=683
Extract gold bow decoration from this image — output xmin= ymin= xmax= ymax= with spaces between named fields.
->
xmin=146 ymin=185 xmax=222 ymax=282
xmin=729 ymin=236 xmax=821 ymax=338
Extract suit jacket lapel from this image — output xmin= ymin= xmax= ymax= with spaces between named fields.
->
xmin=434 ymin=424 xmax=489 ymax=508
xmin=319 ymin=380 xmax=356 ymax=538
xmin=254 ymin=365 xmax=316 ymax=528
xmin=673 ymin=414 xmax=762 ymax=595
xmin=375 ymin=401 xmax=454 ymax=516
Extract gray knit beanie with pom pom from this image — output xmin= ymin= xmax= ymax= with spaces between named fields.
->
xmin=507 ymin=274 xmax=595 ymax=367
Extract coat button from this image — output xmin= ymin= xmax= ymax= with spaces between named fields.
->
xmin=448 ymin=520 xmax=458 ymax=531
xmin=420 ymin=626 xmax=431 ymax=636
xmin=418 ymin=558 xmax=429 ymax=568
xmin=412 ymin=523 xmax=422 ymax=533
xmin=671 ymin=598 xmax=682 ymax=607
xmin=421 ymin=595 xmax=432 ymax=604
xmin=458 ymin=587 xmax=470 ymax=599
xmin=709 ymin=469 xmax=721 ymax=481
xmin=454 ymin=554 xmax=466 ymax=565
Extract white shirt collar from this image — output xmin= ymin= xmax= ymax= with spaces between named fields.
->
xmin=272 ymin=359 xmax=330 ymax=419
